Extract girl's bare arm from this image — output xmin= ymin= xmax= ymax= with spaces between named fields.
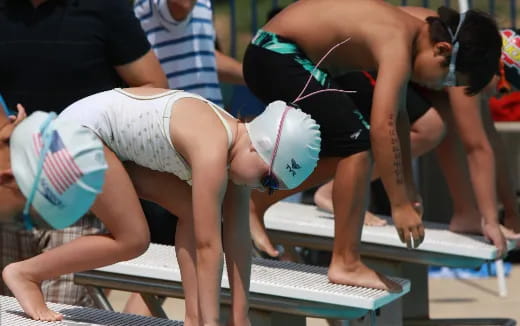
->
xmin=222 ymin=183 xmax=251 ymax=326
xmin=190 ymin=148 xmax=228 ymax=326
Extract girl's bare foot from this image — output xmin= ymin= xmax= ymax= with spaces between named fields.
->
xmin=328 ymin=261 xmax=402 ymax=293
xmin=2 ymin=263 xmax=63 ymax=321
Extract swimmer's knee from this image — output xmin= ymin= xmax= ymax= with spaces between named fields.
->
xmin=121 ymin=233 xmax=150 ymax=259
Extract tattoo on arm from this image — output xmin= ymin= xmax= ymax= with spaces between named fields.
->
xmin=388 ymin=113 xmax=404 ymax=184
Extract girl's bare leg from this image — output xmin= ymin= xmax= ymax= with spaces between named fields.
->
xmin=125 ymin=163 xmax=199 ymax=325
xmin=3 ymin=148 xmax=150 ymax=321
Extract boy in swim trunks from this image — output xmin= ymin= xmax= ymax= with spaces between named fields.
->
xmin=311 ymin=8 xmax=520 ymax=241
xmin=0 ymin=88 xmax=321 ymax=325
xmin=242 ymin=0 xmax=503 ymax=292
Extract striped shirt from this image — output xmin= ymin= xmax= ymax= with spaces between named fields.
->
xmin=134 ymin=0 xmax=223 ymax=106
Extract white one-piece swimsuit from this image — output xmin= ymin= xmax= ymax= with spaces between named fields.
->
xmin=59 ymin=88 xmax=234 ymax=184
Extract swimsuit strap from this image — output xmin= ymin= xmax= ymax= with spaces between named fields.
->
xmin=207 ymin=102 xmax=234 ymax=148
xmin=173 ymin=92 xmax=235 ymax=148
xmin=113 ymin=88 xmax=182 ymax=100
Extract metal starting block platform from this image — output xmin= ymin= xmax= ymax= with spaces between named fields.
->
xmin=74 ymin=243 xmax=410 ymax=326
xmin=265 ymin=202 xmax=513 ymax=267
xmin=264 ymin=202 xmax=517 ymax=326
xmin=0 ymin=294 xmax=181 ymax=325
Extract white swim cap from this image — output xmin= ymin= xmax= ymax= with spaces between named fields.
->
xmin=10 ymin=111 xmax=107 ymax=229
xmin=245 ymin=101 xmax=321 ymax=190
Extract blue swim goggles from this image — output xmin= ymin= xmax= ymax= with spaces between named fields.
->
xmin=443 ymin=12 xmax=467 ymax=87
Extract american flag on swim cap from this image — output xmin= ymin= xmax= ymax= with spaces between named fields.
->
xmin=33 ymin=130 xmax=84 ymax=194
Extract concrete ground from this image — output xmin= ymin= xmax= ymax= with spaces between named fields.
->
xmin=107 ymin=263 xmax=520 ymax=325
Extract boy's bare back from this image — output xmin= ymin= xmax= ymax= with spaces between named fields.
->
xmin=264 ymin=0 xmax=423 ymax=73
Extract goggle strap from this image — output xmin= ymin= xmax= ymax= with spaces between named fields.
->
xmin=448 ymin=12 xmax=466 ymax=41
xmin=268 ymin=106 xmax=291 ymax=175
xmin=0 ymin=94 xmax=13 ymax=117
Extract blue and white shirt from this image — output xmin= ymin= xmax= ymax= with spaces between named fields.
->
xmin=134 ymin=0 xmax=223 ymax=105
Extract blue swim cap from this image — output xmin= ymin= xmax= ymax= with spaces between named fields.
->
xmin=10 ymin=112 xmax=107 ymax=229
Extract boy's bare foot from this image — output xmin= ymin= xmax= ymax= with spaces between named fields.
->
xmin=2 ymin=263 xmax=63 ymax=321
xmin=448 ymin=212 xmax=482 ymax=235
xmin=313 ymin=183 xmax=334 ymax=214
xmin=314 ymin=187 xmax=387 ymax=226
xmin=504 ymin=214 xmax=520 ymax=235
xmin=364 ymin=211 xmax=387 ymax=226
xmin=328 ymin=261 xmax=402 ymax=293
xmin=498 ymin=224 xmax=520 ymax=242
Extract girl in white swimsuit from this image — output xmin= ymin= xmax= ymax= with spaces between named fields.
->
xmin=0 ymin=88 xmax=320 ymax=326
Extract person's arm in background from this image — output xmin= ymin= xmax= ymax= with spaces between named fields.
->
xmin=106 ymin=0 xmax=168 ymax=89
xmin=115 ymin=50 xmax=168 ymax=88
xmin=479 ymin=87 xmax=520 ymax=236
xmin=442 ymin=87 xmax=506 ymax=254
xmin=163 ymin=0 xmax=245 ymax=86
xmin=215 ymin=50 xmax=245 ymax=85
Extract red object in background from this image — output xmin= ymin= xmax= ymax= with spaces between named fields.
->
xmin=489 ymin=60 xmax=520 ymax=122
xmin=489 ymin=92 xmax=520 ymax=121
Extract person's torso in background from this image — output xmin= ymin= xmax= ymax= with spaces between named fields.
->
xmin=0 ymin=0 xmax=150 ymax=113
xmin=134 ymin=0 xmax=223 ymax=106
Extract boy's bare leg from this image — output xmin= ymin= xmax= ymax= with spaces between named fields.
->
xmin=313 ymin=180 xmax=334 ymax=213
xmin=314 ymin=181 xmax=387 ymax=226
xmin=314 ymin=108 xmax=444 ymax=226
xmin=327 ymin=151 xmax=401 ymax=292
xmin=3 ymin=148 xmax=150 ymax=321
xmin=251 ymin=154 xmax=401 ymax=290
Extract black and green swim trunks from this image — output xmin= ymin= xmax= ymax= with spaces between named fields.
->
xmin=243 ymin=29 xmax=431 ymax=157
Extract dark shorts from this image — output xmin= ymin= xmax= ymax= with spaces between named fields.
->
xmin=243 ymin=30 xmax=431 ymax=158
xmin=334 ymin=71 xmax=432 ymax=124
